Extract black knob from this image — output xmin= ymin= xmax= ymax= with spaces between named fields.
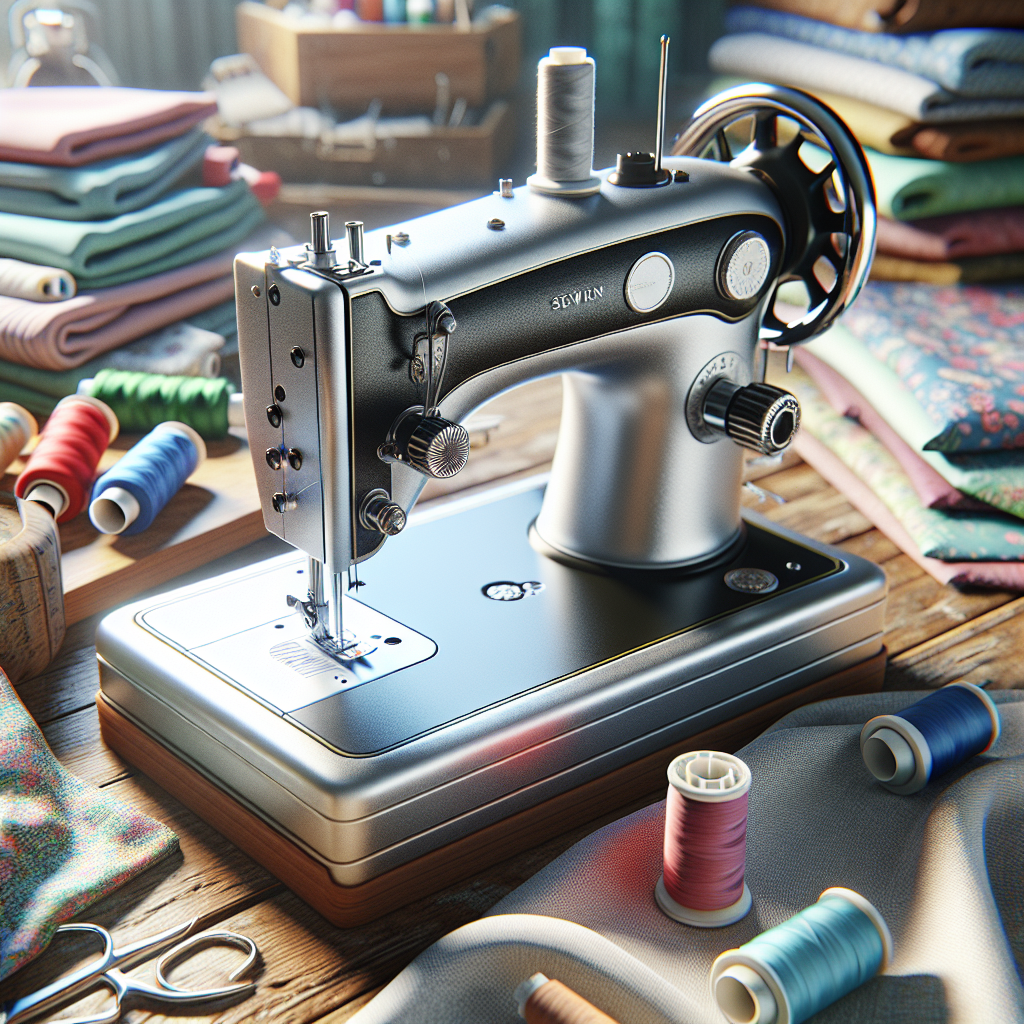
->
xmin=703 ymin=380 xmax=800 ymax=455
xmin=266 ymin=447 xmax=282 ymax=470
xmin=266 ymin=404 xmax=282 ymax=428
xmin=287 ymin=448 xmax=302 ymax=470
xmin=393 ymin=413 xmax=470 ymax=479
xmin=608 ymin=151 xmax=670 ymax=187
xmin=359 ymin=489 xmax=406 ymax=536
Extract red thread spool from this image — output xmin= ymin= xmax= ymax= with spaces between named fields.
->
xmin=15 ymin=395 xmax=118 ymax=522
xmin=656 ymin=750 xmax=753 ymax=928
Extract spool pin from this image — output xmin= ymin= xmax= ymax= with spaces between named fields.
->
xmin=514 ymin=974 xmax=621 ymax=1024
xmin=0 ymin=402 xmax=38 ymax=476
xmin=860 ymin=681 xmax=1000 ymax=794
xmin=528 ymin=47 xmax=601 ymax=197
xmin=711 ymin=888 xmax=892 ymax=1024
xmin=90 ymin=421 xmax=207 ymax=535
xmin=15 ymin=394 xmax=118 ymax=522
xmin=656 ymin=750 xmax=753 ymax=927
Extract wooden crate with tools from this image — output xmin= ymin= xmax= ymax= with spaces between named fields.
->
xmin=236 ymin=2 xmax=521 ymax=112
xmin=212 ymin=99 xmax=515 ymax=189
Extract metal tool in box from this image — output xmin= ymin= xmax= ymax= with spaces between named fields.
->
xmin=96 ymin=46 xmax=885 ymax=908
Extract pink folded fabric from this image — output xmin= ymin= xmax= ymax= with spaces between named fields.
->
xmin=0 ymin=88 xmax=218 ymax=167
xmin=875 ymin=207 xmax=1024 ymax=262
xmin=0 ymin=226 xmax=286 ymax=370
xmin=795 ymin=347 xmax=987 ymax=511
xmin=795 ymin=430 xmax=1024 ymax=589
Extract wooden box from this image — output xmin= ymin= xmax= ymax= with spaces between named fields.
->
xmin=236 ymin=2 xmax=522 ymax=113
xmin=214 ymin=99 xmax=516 ymax=189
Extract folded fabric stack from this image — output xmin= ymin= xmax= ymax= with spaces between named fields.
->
xmin=780 ymin=282 xmax=1024 ymax=589
xmin=0 ymin=87 xmax=283 ymax=417
xmin=712 ymin=1 xmax=1024 ymax=284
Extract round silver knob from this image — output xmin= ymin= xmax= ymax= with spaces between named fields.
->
xmin=703 ymin=379 xmax=800 ymax=455
xmin=395 ymin=413 xmax=470 ymax=479
xmin=359 ymin=489 xmax=406 ymax=535
xmin=717 ymin=230 xmax=771 ymax=301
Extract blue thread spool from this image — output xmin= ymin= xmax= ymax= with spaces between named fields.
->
xmin=860 ymin=681 xmax=1000 ymax=795
xmin=89 ymin=421 xmax=206 ymax=535
xmin=710 ymin=888 xmax=892 ymax=1024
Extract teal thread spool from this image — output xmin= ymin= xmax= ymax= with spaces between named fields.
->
xmin=78 ymin=369 xmax=245 ymax=439
xmin=710 ymin=888 xmax=892 ymax=1024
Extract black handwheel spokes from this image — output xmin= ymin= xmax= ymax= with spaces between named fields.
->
xmin=672 ymin=84 xmax=876 ymax=347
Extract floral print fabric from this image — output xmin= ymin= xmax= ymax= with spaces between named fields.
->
xmin=0 ymin=668 xmax=178 ymax=980
xmin=841 ymin=282 xmax=1024 ymax=452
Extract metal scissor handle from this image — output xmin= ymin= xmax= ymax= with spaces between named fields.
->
xmin=2 ymin=921 xmax=258 ymax=1024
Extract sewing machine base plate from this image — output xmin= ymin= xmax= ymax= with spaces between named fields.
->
xmin=96 ymin=647 xmax=884 ymax=927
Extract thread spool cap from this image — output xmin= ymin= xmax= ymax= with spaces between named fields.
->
xmin=513 ymin=973 xmax=549 ymax=1016
xmin=715 ymin=964 xmax=779 ymax=1024
xmin=0 ymin=402 xmax=38 ymax=446
xmin=546 ymin=46 xmax=587 ymax=65
xmin=667 ymin=750 xmax=752 ymax=802
xmin=228 ymin=392 xmax=246 ymax=428
xmin=90 ymin=485 xmax=141 ymax=534
xmin=25 ymin=481 xmax=68 ymax=520
xmin=55 ymin=393 xmax=119 ymax=443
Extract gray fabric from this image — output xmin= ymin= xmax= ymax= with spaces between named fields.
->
xmin=351 ymin=691 xmax=1024 ymax=1024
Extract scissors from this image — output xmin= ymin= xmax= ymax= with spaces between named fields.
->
xmin=1 ymin=918 xmax=258 ymax=1024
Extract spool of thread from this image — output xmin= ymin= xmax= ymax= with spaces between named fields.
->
xmin=14 ymin=395 xmax=118 ymax=522
xmin=514 ymin=974 xmax=621 ymax=1024
xmin=860 ymin=681 xmax=1000 ymax=795
xmin=656 ymin=750 xmax=752 ymax=927
xmin=89 ymin=422 xmax=207 ymax=535
xmin=0 ymin=256 xmax=76 ymax=301
xmin=78 ymin=369 xmax=244 ymax=439
xmin=710 ymin=888 xmax=892 ymax=1024
xmin=528 ymin=47 xmax=601 ymax=197
xmin=0 ymin=402 xmax=38 ymax=476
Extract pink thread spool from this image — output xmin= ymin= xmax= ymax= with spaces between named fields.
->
xmin=656 ymin=750 xmax=753 ymax=927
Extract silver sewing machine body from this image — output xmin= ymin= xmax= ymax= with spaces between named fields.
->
xmin=97 ymin=67 xmax=886 ymax=893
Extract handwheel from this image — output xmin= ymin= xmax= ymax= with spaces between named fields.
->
xmin=673 ymin=83 xmax=876 ymax=346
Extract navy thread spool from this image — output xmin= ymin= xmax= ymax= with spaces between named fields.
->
xmin=710 ymin=887 xmax=892 ymax=1024
xmin=860 ymin=681 xmax=1000 ymax=795
xmin=89 ymin=421 xmax=206 ymax=535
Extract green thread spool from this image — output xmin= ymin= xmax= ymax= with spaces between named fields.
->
xmin=80 ymin=369 xmax=244 ymax=439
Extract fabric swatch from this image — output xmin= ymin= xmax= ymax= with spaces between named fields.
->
xmin=0 ymin=312 xmax=229 ymax=416
xmin=875 ymin=208 xmax=1024 ymax=262
xmin=0 ymin=87 xmax=217 ymax=167
xmin=0 ymin=225 xmax=284 ymax=371
xmin=798 ymin=330 xmax=1024 ymax=517
xmin=787 ymin=364 xmax=1024 ymax=561
xmin=0 ymin=180 xmax=264 ymax=291
xmin=810 ymin=91 xmax=1024 ymax=160
xmin=870 ymin=252 xmax=1024 ymax=285
xmin=865 ymin=149 xmax=1024 ymax=221
xmin=841 ymin=282 xmax=1024 ymax=452
xmin=0 ymin=666 xmax=178 ymax=981
xmin=708 ymin=34 xmax=1024 ymax=121
xmin=734 ymin=0 xmax=1024 ymax=34
xmin=0 ymin=130 xmax=209 ymax=222
xmin=724 ymin=9 xmax=1024 ymax=97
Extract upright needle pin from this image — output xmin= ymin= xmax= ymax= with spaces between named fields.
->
xmin=654 ymin=34 xmax=670 ymax=177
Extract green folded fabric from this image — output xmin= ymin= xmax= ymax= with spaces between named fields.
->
xmin=0 ymin=130 xmax=209 ymax=221
xmin=0 ymin=181 xmax=264 ymax=290
xmin=805 ymin=324 xmax=1024 ymax=517
xmin=866 ymin=149 xmax=1024 ymax=220
xmin=789 ymin=363 xmax=1024 ymax=561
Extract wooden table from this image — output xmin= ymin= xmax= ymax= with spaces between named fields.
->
xmin=4 ymin=378 xmax=1023 ymax=1021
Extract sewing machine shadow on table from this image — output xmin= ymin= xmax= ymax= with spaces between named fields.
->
xmin=95 ymin=42 xmax=887 ymax=927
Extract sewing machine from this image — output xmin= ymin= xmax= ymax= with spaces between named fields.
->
xmin=96 ymin=59 xmax=886 ymax=925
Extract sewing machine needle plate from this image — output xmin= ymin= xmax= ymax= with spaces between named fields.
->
xmin=97 ymin=481 xmax=885 ymax=887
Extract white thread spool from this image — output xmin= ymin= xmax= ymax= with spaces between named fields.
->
xmin=0 ymin=402 xmax=37 ymax=475
xmin=0 ymin=257 xmax=76 ymax=301
xmin=528 ymin=47 xmax=601 ymax=197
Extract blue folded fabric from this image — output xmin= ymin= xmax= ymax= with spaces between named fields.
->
xmin=725 ymin=7 xmax=1024 ymax=98
xmin=0 ymin=130 xmax=209 ymax=221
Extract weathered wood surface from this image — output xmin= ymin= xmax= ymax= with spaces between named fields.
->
xmin=0 ymin=496 xmax=64 ymax=682
xmin=3 ymin=375 xmax=1024 ymax=1023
